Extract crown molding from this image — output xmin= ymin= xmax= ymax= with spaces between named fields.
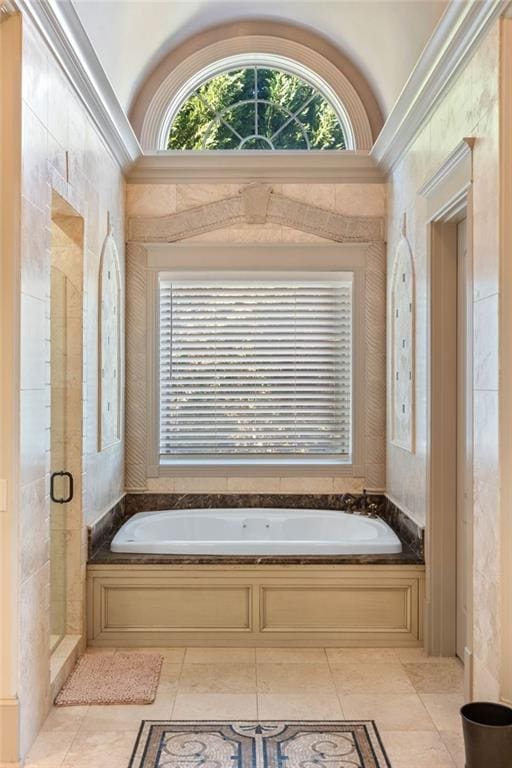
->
xmin=127 ymin=150 xmax=385 ymax=184
xmin=0 ymin=1 xmax=16 ymax=21
xmin=372 ymin=0 xmax=509 ymax=173
xmin=14 ymin=0 xmax=141 ymax=170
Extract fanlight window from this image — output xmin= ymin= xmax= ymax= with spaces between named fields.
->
xmin=167 ymin=66 xmax=347 ymax=150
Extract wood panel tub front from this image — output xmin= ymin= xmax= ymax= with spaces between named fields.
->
xmin=87 ymin=564 xmax=425 ymax=647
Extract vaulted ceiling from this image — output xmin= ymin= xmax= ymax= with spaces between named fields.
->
xmin=73 ymin=0 xmax=448 ymax=120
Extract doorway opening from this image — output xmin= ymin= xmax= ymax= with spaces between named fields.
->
xmin=456 ymin=217 xmax=472 ymax=664
xmin=427 ymin=196 xmax=473 ymax=691
xmin=50 ymin=192 xmax=84 ymax=654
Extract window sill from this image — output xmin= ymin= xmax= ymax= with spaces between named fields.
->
xmin=151 ymin=458 xmax=363 ymax=478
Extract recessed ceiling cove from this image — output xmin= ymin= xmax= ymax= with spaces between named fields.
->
xmin=73 ymin=0 xmax=447 ymax=118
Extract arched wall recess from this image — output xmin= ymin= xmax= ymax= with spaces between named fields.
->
xmin=98 ymin=221 xmax=122 ymax=451
xmin=130 ymin=21 xmax=382 ymax=151
xmin=391 ymin=234 xmax=415 ymax=453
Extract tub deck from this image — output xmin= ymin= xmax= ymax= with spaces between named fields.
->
xmin=87 ymin=496 xmax=425 ymax=648
xmin=89 ymin=540 xmax=422 ymax=566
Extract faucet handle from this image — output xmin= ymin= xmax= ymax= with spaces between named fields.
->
xmin=368 ymin=501 xmax=379 ymax=517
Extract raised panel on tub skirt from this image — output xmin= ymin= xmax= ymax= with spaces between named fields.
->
xmin=260 ymin=582 xmax=414 ymax=633
xmin=89 ymin=574 xmax=253 ymax=640
xmin=87 ymin=565 xmax=425 ymax=646
xmin=106 ymin=585 xmax=251 ymax=630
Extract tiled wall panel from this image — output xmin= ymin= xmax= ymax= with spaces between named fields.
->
xmin=18 ymin=16 xmax=125 ymax=754
xmin=386 ymin=21 xmax=501 ymax=698
xmin=125 ymin=182 xmax=387 ymax=495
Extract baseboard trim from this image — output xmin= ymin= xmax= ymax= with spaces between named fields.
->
xmin=0 ymin=698 xmax=19 ymax=765
xmin=464 ymin=646 xmax=473 ymax=700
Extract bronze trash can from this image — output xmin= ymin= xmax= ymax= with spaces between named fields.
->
xmin=461 ymin=702 xmax=512 ymax=767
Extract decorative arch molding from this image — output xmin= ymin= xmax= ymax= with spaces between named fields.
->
xmin=98 ymin=221 xmax=122 ymax=450
xmin=390 ymin=230 xmax=415 ymax=453
xmin=130 ymin=21 xmax=383 ymax=151
xmin=127 ymin=183 xmax=384 ymax=243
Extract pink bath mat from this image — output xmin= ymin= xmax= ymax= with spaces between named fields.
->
xmin=55 ymin=652 xmax=163 ymax=706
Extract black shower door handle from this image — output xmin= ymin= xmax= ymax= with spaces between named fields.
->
xmin=50 ymin=471 xmax=74 ymax=504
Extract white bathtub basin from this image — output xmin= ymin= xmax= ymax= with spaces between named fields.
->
xmin=110 ymin=508 xmax=402 ymax=555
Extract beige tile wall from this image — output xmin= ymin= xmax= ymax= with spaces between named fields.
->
xmin=386 ymin=22 xmax=501 ymax=698
xmin=18 ymin=15 xmax=125 ymax=755
xmin=126 ymin=181 xmax=386 ymax=495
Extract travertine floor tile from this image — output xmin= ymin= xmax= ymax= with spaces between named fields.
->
xmin=256 ymin=648 xmax=327 ymax=664
xmin=158 ymin=662 xmax=182 ymax=692
xmin=394 ymin=648 xmax=459 ymax=664
xmin=184 ymin=647 xmax=255 ymax=664
xmin=172 ymin=693 xmax=257 ymax=719
xmin=439 ymin=729 xmax=465 ymax=768
xmin=403 ymin=661 xmax=464 ymax=693
xmin=330 ymin=662 xmax=415 ymax=694
xmin=78 ymin=694 xmax=172 ymax=731
xmin=116 ymin=646 xmax=185 ymax=663
xmin=256 ymin=663 xmax=335 ymax=693
xmin=84 ymin=647 xmax=117 ymax=655
xmin=179 ymin=663 xmax=256 ymax=693
xmin=25 ymin=731 xmax=75 ymax=767
xmin=62 ymin=731 xmax=137 ymax=768
xmin=420 ymin=694 xmax=465 ymax=732
xmin=341 ymin=693 xmax=436 ymax=731
xmin=326 ymin=648 xmax=399 ymax=664
xmin=41 ymin=705 xmax=89 ymax=732
xmin=257 ymin=693 xmax=343 ymax=720
xmin=29 ymin=644 xmax=470 ymax=768
xmin=381 ymin=730 xmax=455 ymax=767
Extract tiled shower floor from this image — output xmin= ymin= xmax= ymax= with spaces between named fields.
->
xmin=25 ymin=646 xmax=465 ymax=768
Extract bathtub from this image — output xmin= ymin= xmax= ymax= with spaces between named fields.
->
xmin=110 ymin=508 xmax=402 ymax=555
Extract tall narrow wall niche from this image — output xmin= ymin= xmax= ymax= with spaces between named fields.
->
xmin=98 ymin=216 xmax=121 ymax=450
xmin=391 ymin=216 xmax=415 ymax=452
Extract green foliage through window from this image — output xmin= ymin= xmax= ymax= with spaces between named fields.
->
xmin=167 ymin=67 xmax=347 ymax=150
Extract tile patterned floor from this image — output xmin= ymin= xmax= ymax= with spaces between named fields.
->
xmin=25 ymin=646 xmax=465 ymax=768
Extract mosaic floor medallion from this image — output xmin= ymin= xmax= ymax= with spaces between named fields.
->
xmin=128 ymin=721 xmax=392 ymax=768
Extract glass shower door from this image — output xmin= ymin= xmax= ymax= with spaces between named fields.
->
xmin=50 ymin=265 xmax=68 ymax=653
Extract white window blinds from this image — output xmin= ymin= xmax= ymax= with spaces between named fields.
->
xmin=159 ymin=274 xmax=353 ymax=460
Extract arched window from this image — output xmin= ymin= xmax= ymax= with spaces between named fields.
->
xmin=132 ymin=23 xmax=382 ymax=151
xmin=167 ymin=64 xmax=348 ymax=150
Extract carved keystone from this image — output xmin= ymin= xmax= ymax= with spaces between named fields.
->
xmin=241 ymin=183 xmax=272 ymax=224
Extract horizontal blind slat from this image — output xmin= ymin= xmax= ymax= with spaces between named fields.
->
xmin=159 ymin=278 xmax=352 ymax=458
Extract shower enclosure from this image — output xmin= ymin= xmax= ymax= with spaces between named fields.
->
xmin=50 ymin=194 xmax=83 ymax=653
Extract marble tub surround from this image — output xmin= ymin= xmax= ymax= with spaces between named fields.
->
xmin=88 ymin=496 xmax=126 ymax=558
xmin=384 ymin=496 xmax=424 ymax=560
xmin=87 ymin=493 xmax=424 ymax=563
xmin=89 ymin=545 xmax=422 ymax=566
